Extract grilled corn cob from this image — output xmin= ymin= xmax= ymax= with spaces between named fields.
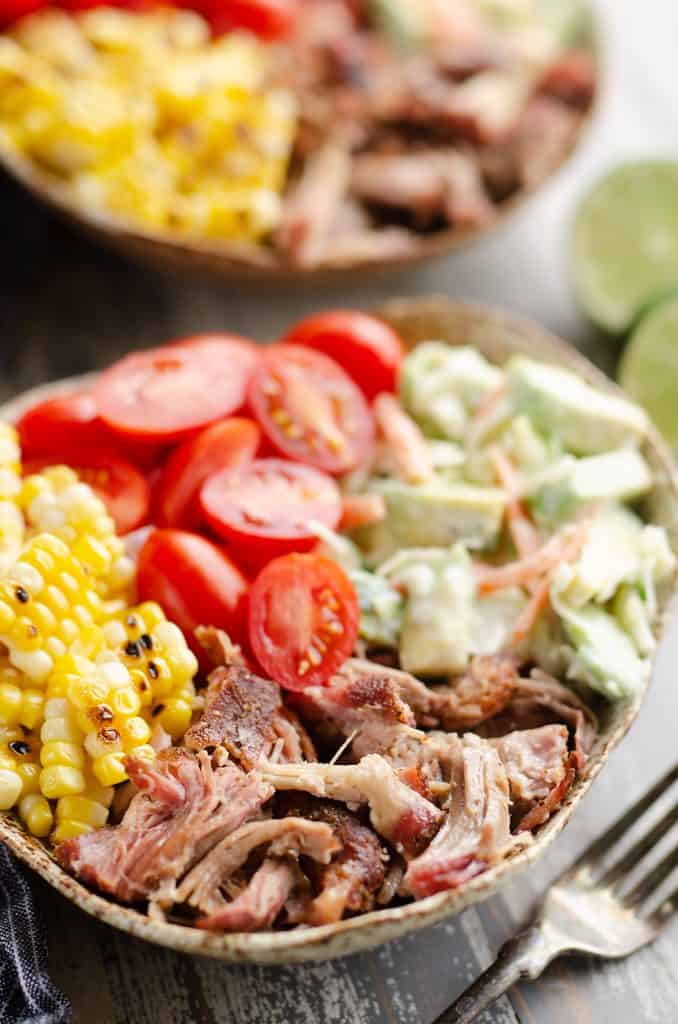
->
xmin=103 ymin=602 xmax=199 ymax=740
xmin=19 ymin=466 xmax=134 ymax=598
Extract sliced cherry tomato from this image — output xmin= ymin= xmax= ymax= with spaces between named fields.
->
xmin=94 ymin=335 xmax=258 ymax=445
xmin=248 ymin=345 xmax=374 ymax=476
xmin=203 ymin=0 xmax=298 ymax=40
xmin=201 ymin=458 xmax=341 ymax=572
xmin=137 ymin=529 xmax=249 ymax=655
xmin=248 ymin=553 xmax=359 ymax=690
xmin=283 ymin=311 xmax=405 ymax=400
xmin=16 ymin=392 xmax=109 ymax=459
xmin=155 ymin=418 xmax=260 ymax=530
xmin=0 ymin=0 xmax=45 ymax=26
xmin=23 ymin=451 xmax=151 ymax=535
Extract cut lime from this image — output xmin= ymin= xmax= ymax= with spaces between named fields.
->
xmin=618 ymin=295 xmax=678 ymax=447
xmin=571 ymin=161 xmax=678 ymax=333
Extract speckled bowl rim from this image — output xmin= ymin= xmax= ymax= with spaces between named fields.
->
xmin=0 ymin=7 xmax=601 ymax=285
xmin=1 ymin=297 xmax=676 ymax=964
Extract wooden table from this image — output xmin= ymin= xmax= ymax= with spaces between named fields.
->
xmin=2 ymin=1 xmax=678 ymax=1020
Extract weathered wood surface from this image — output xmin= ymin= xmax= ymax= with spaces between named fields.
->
xmin=2 ymin=1 xmax=678 ymax=1020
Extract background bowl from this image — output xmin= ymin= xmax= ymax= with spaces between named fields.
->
xmin=1 ymin=296 xmax=674 ymax=965
xmin=0 ymin=9 xmax=599 ymax=285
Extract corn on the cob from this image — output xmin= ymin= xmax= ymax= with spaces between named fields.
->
xmin=103 ymin=602 xmax=199 ymax=740
xmin=19 ymin=467 xmax=134 ymax=598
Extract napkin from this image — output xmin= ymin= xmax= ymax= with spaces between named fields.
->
xmin=0 ymin=845 xmax=71 ymax=1024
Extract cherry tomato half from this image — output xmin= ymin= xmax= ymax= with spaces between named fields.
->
xmin=203 ymin=0 xmax=298 ymax=40
xmin=248 ymin=345 xmax=374 ymax=476
xmin=249 ymin=553 xmax=359 ymax=690
xmin=94 ymin=335 xmax=258 ymax=445
xmin=23 ymin=451 xmax=151 ymax=536
xmin=201 ymin=458 xmax=341 ymax=572
xmin=283 ymin=311 xmax=405 ymax=400
xmin=155 ymin=418 xmax=260 ymax=530
xmin=16 ymin=392 xmax=109 ymax=459
xmin=137 ymin=529 xmax=249 ymax=654
xmin=0 ymin=0 xmax=45 ymax=26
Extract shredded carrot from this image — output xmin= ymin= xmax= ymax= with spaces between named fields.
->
xmin=340 ymin=493 xmax=387 ymax=531
xmin=509 ymin=523 xmax=591 ymax=644
xmin=472 ymin=385 xmax=506 ymax=426
xmin=475 ymin=527 xmax=578 ymax=594
xmin=488 ymin=445 xmax=539 ymax=558
xmin=373 ymin=393 xmax=434 ymax=485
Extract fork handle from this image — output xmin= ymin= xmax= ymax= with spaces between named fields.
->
xmin=435 ymin=922 xmax=557 ymax=1024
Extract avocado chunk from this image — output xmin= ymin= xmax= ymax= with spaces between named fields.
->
xmin=550 ymin=506 xmax=675 ymax=607
xmin=527 ymin=449 xmax=653 ymax=523
xmin=353 ymin=478 xmax=506 ymax=565
xmin=350 ymin=569 xmax=404 ymax=648
xmin=507 ymin=356 xmax=648 ymax=454
xmin=551 ymin=586 xmax=649 ymax=699
xmin=400 ymin=342 xmax=503 ymax=441
xmin=379 ymin=545 xmax=475 ymax=675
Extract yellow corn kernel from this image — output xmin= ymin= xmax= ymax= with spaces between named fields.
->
xmin=51 ymin=819 xmax=94 ymax=844
xmin=119 ymin=715 xmax=150 ymax=750
xmin=41 ymin=715 xmax=82 ymax=745
xmin=134 ymin=602 xmax=165 ymax=630
xmin=40 ymin=764 xmax=85 ymax=799
xmin=0 ymin=767 xmax=23 ymax=809
xmin=19 ymin=793 xmax=53 ymax=838
xmin=56 ymin=794 xmax=108 ymax=829
xmin=0 ymin=682 xmax=22 ymax=723
xmin=19 ymin=689 xmax=45 ymax=730
xmin=92 ymin=751 xmax=127 ymax=787
xmin=128 ymin=667 xmax=153 ymax=707
xmin=40 ymin=740 xmax=84 ymax=769
xmin=71 ymin=536 xmax=112 ymax=578
xmin=0 ymin=600 xmax=16 ymax=631
xmin=110 ymin=686 xmax=141 ymax=718
xmin=84 ymin=725 xmax=121 ymax=759
xmin=155 ymin=697 xmax=192 ymax=741
xmin=67 ymin=677 xmax=109 ymax=710
xmin=16 ymin=761 xmax=41 ymax=796
xmin=129 ymin=743 xmax=155 ymax=764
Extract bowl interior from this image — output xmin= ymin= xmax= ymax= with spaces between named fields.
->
xmin=1 ymin=297 xmax=675 ymax=964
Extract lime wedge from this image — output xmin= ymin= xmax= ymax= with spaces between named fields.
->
xmin=571 ymin=161 xmax=678 ymax=333
xmin=618 ymin=295 xmax=678 ymax=447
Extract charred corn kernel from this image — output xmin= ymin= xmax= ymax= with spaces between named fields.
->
xmin=40 ymin=764 xmax=85 ymax=799
xmin=0 ymin=768 xmax=22 ymax=809
xmin=40 ymin=740 xmax=84 ymax=769
xmin=51 ymin=819 xmax=94 ymax=844
xmin=56 ymin=794 xmax=108 ymax=829
xmin=19 ymin=793 xmax=53 ymax=837
xmin=84 ymin=726 xmax=122 ymax=759
xmin=16 ymin=761 xmax=41 ymax=796
xmin=92 ymin=750 xmax=127 ymax=787
xmin=119 ymin=715 xmax=150 ymax=750
xmin=155 ymin=698 xmax=192 ymax=741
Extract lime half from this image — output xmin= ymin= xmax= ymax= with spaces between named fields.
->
xmin=572 ymin=161 xmax=678 ymax=333
xmin=618 ymin=295 xmax=678 ymax=447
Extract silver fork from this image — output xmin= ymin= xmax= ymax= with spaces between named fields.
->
xmin=437 ymin=763 xmax=678 ymax=1024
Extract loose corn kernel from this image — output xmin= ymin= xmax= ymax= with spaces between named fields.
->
xmin=40 ymin=764 xmax=85 ymax=798
xmin=92 ymin=750 xmax=127 ymax=787
xmin=0 ymin=767 xmax=23 ymax=809
xmin=19 ymin=793 xmax=53 ymax=837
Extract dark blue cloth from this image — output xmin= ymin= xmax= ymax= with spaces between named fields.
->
xmin=0 ymin=845 xmax=71 ymax=1024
